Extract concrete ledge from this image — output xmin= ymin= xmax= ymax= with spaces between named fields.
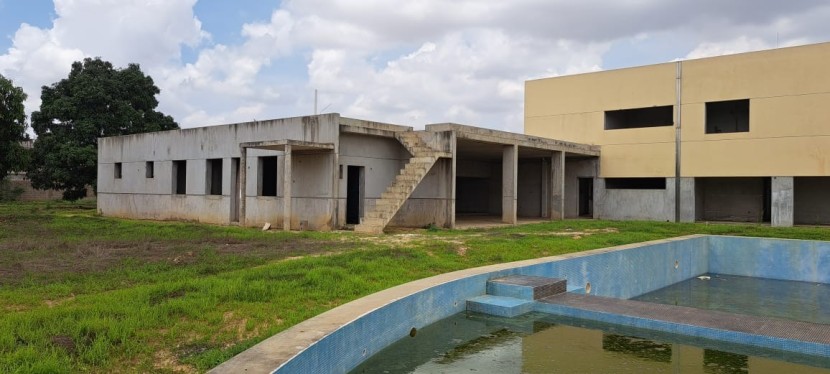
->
xmin=466 ymin=295 xmax=533 ymax=317
xmin=487 ymin=275 xmax=566 ymax=300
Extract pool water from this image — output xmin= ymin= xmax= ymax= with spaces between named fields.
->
xmin=350 ymin=312 xmax=830 ymax=373
xmin=633 ymin=273 xmax=830 ymax=325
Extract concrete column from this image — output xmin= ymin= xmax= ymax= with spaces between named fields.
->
xmin=239 ymin=146 xmax=247 ymax=226
xmin=502 ymin=144 xmax=517 ymax=224
xmin=447 ymin=132 xmax=457 ymax=229
xmin=678 ymin=177 xmax=696 ymax=223
xmin=283 ymin=145 xmax=292 ymax=231
xmin=771 ymin=176 xmax=794 ymax=227
xmin=551 ymin=151 xmax=565 ymax=220
xmin=329 ymin=150 xmax=339 ymax=229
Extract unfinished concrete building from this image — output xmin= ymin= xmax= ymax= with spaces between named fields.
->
xmin=97 ymin=115 xmax=598 ymax=233
xmin=526 ymin=42 xmax=830 ymax=227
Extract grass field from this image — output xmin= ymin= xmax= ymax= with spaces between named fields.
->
xmin=2 ymin=200 xmax=830 ymax=372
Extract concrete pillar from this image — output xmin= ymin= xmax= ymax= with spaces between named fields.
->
xmin=447 ymin=131 xmax=457 ymax=229
xmin=502 ymin=144 xmax=517 ymax=224
xmin=239 ymin=146 xmax=247 ymax=226
xmin=330 ymin=150 xmax=339 ymax=229
xmin=283 ymin=145 xmax=292 ymax=231
xmin=771 ymin=176 xmax=794 ymax=227
xmin=678 ymin=177 xmax=696 ymax=223
xmin=551 ymin=151 xmax=565 ymax=220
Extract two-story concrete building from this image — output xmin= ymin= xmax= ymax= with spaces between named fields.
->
xmin=525 ymin=42 xmax=830 ymax=226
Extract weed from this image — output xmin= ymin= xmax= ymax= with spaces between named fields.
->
xmin=2 ymin=200 xmax=830 ymax=371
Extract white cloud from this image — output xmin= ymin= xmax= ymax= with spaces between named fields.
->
xmin=0 ymin=0 xmax=204 ymax=123
xmin=2 ymin=0 xmax=830 ymax=133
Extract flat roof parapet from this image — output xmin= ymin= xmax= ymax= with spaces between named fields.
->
xmin=427 ymin=122 xmax=599 ymax=156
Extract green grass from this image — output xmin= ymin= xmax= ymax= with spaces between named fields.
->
xmin=2 ymin=200 xmax=830 ymax=372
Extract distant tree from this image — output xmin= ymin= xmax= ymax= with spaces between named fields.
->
xmin=0 ymin=74 xmax=29 ymax=180
xmin=28 ymin=57 xmax=179 ymax=200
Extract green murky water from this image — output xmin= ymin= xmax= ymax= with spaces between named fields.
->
xmin=350 ymin=312 xmax=830 ymax=373
xmin=633 ymin=273 xmax=830 ymax=325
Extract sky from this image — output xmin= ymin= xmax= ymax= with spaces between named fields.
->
xmin=1 ymin=1 xmax=829 ymax=133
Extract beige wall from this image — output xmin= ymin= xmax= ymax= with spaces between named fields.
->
xmin=526 ymin=62 xmax=676 ymax=177
xmin=526 ymin=42 xmax=830 ymax=178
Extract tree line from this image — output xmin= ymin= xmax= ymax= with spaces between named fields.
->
xmin=0 ymin=58 xmax=179 ymax=200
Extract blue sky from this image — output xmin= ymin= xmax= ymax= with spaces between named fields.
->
xmin=1 ymin=1 xmax=829 ymax=132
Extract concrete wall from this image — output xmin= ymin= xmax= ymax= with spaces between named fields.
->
xmin=337 ymin=132 xmax=407 ymax=226
xmin=98 ymin=114 xmax=340 ymax=228
xmin=794 ymin=177 xmax=830 ymax=225
xmin=526 ymin=42 xmax=830 ymax=179
xmin=5 ymin=173 xmax=67 ymax=200
xmin=593 ymin=178 xmax=675 ymax=221
xmin=525 ymin=62 xmax=677 ymax=178
xmin=681 ymin=44 xmax=830 ymax=177
xmin=517 ymin=159 xmax=543 ymax=217
xmin=391 ymin=158 xmax=453 ymax=227
xmin=455 ymin=159 xmax=502 ymax=216
xmin=564 ymin=158 xmax=597 ymax=218
xmin=697 ymin=178 xmax=767 ymax=222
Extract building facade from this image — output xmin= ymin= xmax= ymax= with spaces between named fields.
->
xmin=97 ymin=114 xmax=597 ymax=232
xmin=525 ymin=42 xmax=830 ymax=226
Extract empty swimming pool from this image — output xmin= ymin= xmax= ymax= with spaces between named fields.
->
xmin=211 ymin=235 xmax=830 ymax=373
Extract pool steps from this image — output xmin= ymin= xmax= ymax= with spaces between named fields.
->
xmin=467 ymin=275 xmax=567 ymax=317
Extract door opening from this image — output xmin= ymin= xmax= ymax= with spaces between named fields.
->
xmin=230 ymin=158 xmax=240 ymax=222
xmin=579 ymin=177 xmax=593 ymax=217
xmin=346 ymin=166 xmax=364 ymax=224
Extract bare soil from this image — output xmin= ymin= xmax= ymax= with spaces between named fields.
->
xmin=0 ymin=236 xmax=353 ymax=285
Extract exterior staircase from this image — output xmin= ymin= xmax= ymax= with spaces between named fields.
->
xmin=354 ymin=132 xmax=442 ymax=234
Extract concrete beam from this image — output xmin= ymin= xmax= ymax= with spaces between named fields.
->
xmin=502 ymin=144 xmax=518 ymax=224
xmin=425 ymin=123 xmax=600 ymax=157
xmin=339 ymin=117 xmax=413 ymax=133
xmin=240 ymin=139 xmax=334 ymax=153
xmin=551 ymin=151 xmax=565 ymax=220
xmin=771 ymin=176 xmax=794 ymax=227
xmin=283 ymin=144 xmax=292 ymax=231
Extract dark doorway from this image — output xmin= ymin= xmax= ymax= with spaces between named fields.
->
xmin=578 ymin=177 xmax=593 ymax=217
xmin=346 ymin=166 xmax=364 ymax=224
xmin=230 ymin=158 xmax=240 ymax=222
xmin=762 ymin=177 xmax=771 ymax=223
xmin=173 ymin=160 xmax=187 ymax=195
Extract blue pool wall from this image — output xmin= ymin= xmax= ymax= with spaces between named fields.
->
xmin=276 ymin=236 xmax=709 ymax=373
xmin=275 ymin=235 xmax=830 ymax=373
xmin=709 ymin=236 xmax=830 ymax=283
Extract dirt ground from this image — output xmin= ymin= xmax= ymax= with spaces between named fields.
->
xmin=0 ymin=235 xmax=353 ymax=285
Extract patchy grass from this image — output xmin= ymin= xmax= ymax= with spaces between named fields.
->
xmin=2 ymin=200 xmax=830 ymax=372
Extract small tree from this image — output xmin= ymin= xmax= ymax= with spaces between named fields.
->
xmin=28 ymin=57 xmax=179 ymax=200
xmin=0 ymin=74 xmax=28 ymax=180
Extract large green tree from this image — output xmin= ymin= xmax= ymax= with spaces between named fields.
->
xmin=0 ymin=74 xmax=28 ymax=180
xmin=28 ymin=57 xmax=179 ymax=199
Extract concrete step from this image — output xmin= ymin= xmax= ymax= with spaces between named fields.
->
xmin=395 ymin=174 xmax=421 ymax=182
xmin=400 ymin=166 xmax=430 ymax=176
xmin=381 ymin=191 xmax=407 ymax=200
xmin=409 ymin=157 xmax=437 ymax=163
xmin=466 ymin=295 xmax=533 ymax=318
xmin=487 ymin=275 xmax=567 ymax=301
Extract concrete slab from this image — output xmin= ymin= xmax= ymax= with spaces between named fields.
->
xmin=466 ymin=295 xmax=533 ymax=318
